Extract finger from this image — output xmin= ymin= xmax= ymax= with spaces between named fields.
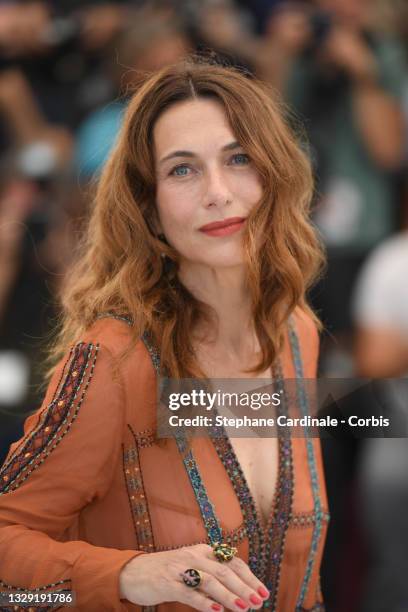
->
xmin=198 ymin=546 xmax=269 ymax=606
xmin=225 ymin=556 xmax=270 ymax=601
xmin=174 ymin=583 xmax=224 ymax=612
xmin=197 ymin=560 xmax=265 ymax=610
xmin=196 ymin=569 xmax=256 ymax=611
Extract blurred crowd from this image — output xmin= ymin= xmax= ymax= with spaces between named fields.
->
xmin=0 ymin=1 xmax=407 ymax=610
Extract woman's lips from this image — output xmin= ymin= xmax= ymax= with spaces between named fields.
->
xmin=199 ymin=217 xmax=246 ymax=237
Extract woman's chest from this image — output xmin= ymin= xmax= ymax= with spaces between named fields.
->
xmin=227 ymin=437 xmax=279 ymax=530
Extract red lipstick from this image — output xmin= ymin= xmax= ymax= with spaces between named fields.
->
xmin=199 ymin=217 xmax=246 ymax=237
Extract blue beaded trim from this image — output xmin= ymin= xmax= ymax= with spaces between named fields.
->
xmin=288 ymin=319 xmax=323 ymax=608
xmin=141 ymin=330 xmax=162 ymax=375
xmin=174 ymin=431 xmax=224 ymax=545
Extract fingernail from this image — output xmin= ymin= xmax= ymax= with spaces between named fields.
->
xmin=257 ymin=586 xmax=269 ymax=599
xmin=249 ymin=594 xmax=262 ymax=605
xmin=211 ymin=604 xmax=222 ymax=611
xmin=235 ymin=599 xmax=248 ymax=610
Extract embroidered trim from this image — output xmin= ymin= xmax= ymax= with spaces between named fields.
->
xmin=123 ymin=426 xmax=156 ymax=553
xmin=0 ymin=344 xmax=98 ymax=495
xmin=0 ymin=580 xmax=71 ymax=591
xmin=155 ymin=522 xmax=247 ymax=551
xmin=288 ymin=319 xmax=324 ymax=609
xmin=141 ymin=330 xmax=161 ymax=374
xmin=134 ymin=429 xmax=156 ymax=448
xmin=263 ymin=361 xmax=294 ymax=611
xmin=174 ymin=430 xmax=224 ymax=546
xmin=290 ymin=511 xmax=330 ymax=529
xmin=0 ymin=359 xmax=70 ymax=473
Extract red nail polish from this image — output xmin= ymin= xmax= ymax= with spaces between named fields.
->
xmin=257 ymin=586 xmax=269 ymax=599
xmin=211 ymin=604 xmax=222 ymax=611
xmin=235 ymin=599 xmax=248 ymax=610
xmin=249 ymin=594 xmax=262 ymax=605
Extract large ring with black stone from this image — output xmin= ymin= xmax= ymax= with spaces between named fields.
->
xmin=211 ymin=541 xmax=238 ymax=563
xmin=180 ymin=568 xmax=202 ymax=588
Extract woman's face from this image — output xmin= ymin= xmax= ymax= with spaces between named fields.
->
xmin=153 ymin=98 xmax=263 ymax=270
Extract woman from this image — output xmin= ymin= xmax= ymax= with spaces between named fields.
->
xmin=0 ymin=58 xmax=329 ymax=611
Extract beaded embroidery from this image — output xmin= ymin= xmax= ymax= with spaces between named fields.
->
xmin=0 ymin=343 xmax=98 ymax=494
xmin=123 ymin=426 xmax=155 ymax=553
xmin=290 ymin=511 xmax=330 ymax=529
xmin=288 ymin=320 xmax=326 ymax=609
xmin=262 ymin=362 xmax=294 ymax=610
xmin=174 ymin=431 xmax=224 ymax=545
xmin=134 ymin=428 xmax=156 ymax=449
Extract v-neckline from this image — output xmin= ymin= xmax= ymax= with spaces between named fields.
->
xmin=208 ymin=411 xmax=293 ymax=595
xmin=206 ymin=365 xmax=286 ymax=538
xmin=221 ymin=434 xmax=281 ymax=536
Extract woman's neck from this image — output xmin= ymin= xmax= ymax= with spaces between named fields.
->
xmin=178 ymin=262 xmax=259 ymax=361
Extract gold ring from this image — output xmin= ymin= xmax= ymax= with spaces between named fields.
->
xmin=211 ymin=541 xmax=238 ymax=563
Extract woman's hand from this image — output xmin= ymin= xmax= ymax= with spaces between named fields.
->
xmin=119 ymin=544 xmax=270 ymax=611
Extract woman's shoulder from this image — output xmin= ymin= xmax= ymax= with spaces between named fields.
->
xmin=71 ymin=316 xmax=157 ymax=390
xmin=80 ymin=316 xmax=150 ymax=363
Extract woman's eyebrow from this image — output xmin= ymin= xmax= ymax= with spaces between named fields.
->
xmin=158 ymin=141 xmax=241 ymax=166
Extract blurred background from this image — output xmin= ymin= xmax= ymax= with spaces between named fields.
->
xmin=0 ymin=1 xmax=407 ymax=610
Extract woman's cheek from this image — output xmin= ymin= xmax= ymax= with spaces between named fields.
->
xmin=158 ymin=200 xmax=197 ymax=250
xmin=232 ymin=173 xmax=263 ymax=204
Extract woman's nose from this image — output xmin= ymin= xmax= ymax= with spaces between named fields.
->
xmin=203 ymin=168 xmax=233 ymax=208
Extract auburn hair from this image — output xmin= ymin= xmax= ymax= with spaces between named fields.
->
xmin=49 ymin=57 xmax=325 ymax=378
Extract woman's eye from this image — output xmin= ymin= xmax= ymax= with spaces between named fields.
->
xmin=170 ymin=164 xmax=191 ymax=177
xmin=230 ymin=153 xmax=250 ymax=165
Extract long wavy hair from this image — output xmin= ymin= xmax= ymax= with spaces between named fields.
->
xmin=48 ymin=57 xmax=325 ymax=378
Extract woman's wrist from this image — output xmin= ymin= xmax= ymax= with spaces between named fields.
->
xmin=119 ymin=558 xmax=136 ymax=600
xmin=119 ymin=554 xmax=146 ymax=601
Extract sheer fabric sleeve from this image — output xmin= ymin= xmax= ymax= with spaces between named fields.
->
xmin=0 ymin=342 xmax=143 ymax=611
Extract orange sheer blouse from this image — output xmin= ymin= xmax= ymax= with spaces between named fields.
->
xmin=0 ymin=309 xmax=329 ymax=611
